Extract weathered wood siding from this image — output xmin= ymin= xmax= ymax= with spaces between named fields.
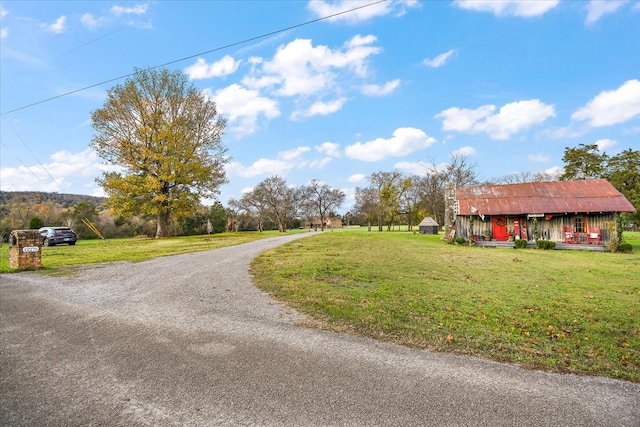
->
xmin=456 ymin=213 xmax=617 ymax=243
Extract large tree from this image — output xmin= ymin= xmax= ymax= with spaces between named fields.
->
xmin=301 ymin=179 xmax=345 ymax=231
xmin=91 ymin=68 xmax=228 ymax=238
xmin=353 ymin=186 xmax=378 ymax=232
xmin=233 ymin=176 xmax=299 ymax=233
xmin=607 ymin=149 xmax=640 ymax=225
xmin=402 ymin=175 xmax=429 ymax=231
xmin=253 ymin=176 xmax=299 ymax=233
xmin=421 ymin=154 xmax=479 ymax=226
xmin=366 ymin=171 xmax=412 ymax=231
xmin=560 ymin=144 xmax=639 ymax=225
xmin=560 ymin=143 xmax=608 ymax=181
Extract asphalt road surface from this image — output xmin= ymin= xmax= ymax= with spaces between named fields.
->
xmin=1 ymin=233 xmax=638 ymax=426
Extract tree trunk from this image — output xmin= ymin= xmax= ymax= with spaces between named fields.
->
xmin=156 ymin=210 xmax=171 ymax=238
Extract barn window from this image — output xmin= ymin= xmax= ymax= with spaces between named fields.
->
xmin=574 ymin=216 xmax=585 ymax=233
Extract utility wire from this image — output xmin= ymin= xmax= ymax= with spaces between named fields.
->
xmin=0 ymin=140 xmax=47 ymax=185
xmin=0 ymin=0 xmax=389 ymax=116
xmin=61 ymin=26 xmax=126 ymax=56
xmin=9 ymin=124 xmax=61 ymax=189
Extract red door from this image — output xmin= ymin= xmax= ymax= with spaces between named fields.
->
xmin=492 ymin=216 xmax=508 ymax=241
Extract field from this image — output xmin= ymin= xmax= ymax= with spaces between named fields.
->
xmin=0 ymin=231 xmax=289 ymax=273
xmin=251 ymin=230 xmax=640 ymax=382
xmin=1 ymin=229 xmax=638 ymax=381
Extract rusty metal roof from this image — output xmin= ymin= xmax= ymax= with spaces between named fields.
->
xmin=456 ymin=179 xmax=636 ymax=216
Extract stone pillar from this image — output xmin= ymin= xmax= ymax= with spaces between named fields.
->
xmin=444 ymin=182 xmax=457 ymax=241
xmin=9 ymin=230 xmax=42 ymax=270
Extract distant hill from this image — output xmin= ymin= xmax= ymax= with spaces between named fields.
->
xmin=0 ymin=191 xmax=107 ymax=207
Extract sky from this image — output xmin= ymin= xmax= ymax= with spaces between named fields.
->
xmin=1 ymin=0 xmax=639 ymax=212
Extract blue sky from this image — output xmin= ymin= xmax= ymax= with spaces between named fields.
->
xmin=1 ymin=0 xmax=639 ymax=211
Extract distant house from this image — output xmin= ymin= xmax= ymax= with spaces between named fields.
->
xmin=418 ymin=217 xmax=439 ymax=234
xmin=302 ymin=216 xmax=343 ymax=230
xmin=445 ymin=179 xmax=636 ymax=245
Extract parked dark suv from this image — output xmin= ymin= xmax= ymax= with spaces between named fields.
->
xmin=39 ymin=227 xmax=78 ymax=246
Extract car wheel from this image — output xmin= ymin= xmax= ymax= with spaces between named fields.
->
xmin=69 ymin=242 xmax=76 ymax=246
xmin=43 ymin=238 xmax=53 ymax=247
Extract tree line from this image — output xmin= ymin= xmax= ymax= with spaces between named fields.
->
xmin=1 ymin=68 xmax=638 ymax=240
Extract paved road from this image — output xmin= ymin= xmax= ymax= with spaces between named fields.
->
xmin=1 ymin=233 xmax=638 ymax=426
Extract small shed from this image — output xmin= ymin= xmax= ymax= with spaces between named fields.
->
xmin=418 ymin=217 xmax=439 ymax=234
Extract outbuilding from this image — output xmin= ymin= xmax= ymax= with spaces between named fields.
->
xmin=418 ymin=217 xmax=439 ymax=234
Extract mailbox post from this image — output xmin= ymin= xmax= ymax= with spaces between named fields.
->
xmin=9 ymin=230 xmax=42 ymax=270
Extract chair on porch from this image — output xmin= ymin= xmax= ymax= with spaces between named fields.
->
xmin=588 ymin=227 xmax=601 ymax=244
xmin=563 ymin=226 xmax=574 ymax=244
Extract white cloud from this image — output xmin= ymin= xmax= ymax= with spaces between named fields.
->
xmin=308 ymin=142 xmax=341 ymax=169
xmin=454 ymin=0 xmax=559 ymax=17
xmin=361 ymin=79 xmax=400 ymax=96
xmin=348 ymin=173 xmax=366 ymax=183
xmin=437 ymin=105 xmax=495 ymax=133
xmin=291 ymin=97 xmax=346 ymax=120
xmin=585 ymin=0 xmax=628 ymax=24
xmin=307 ymin=0 xmax=419 ymax=24
xmin=435 ymin=99 xmax=556 ymax=140
xmin=451 ymin=146 xmax=476 ymax=156
xmin=315 ymin=142 xmax=341 ymax=157
xmin=544 ymin=165 xmax=563 ymax=177
xmin=625 ymin=126 xmax=640 ymax=134
xmin=571 ymin=79 xmax=640 ymax=127
xmin=80 ymin=13 xmax=101 ymax=30
xmin=395 ymin=161 xmax=429 ymax=175
xmin=594 ymin=138 xmax=618 ymax=151
xmin=1 ymin=4 xmax=8 ymax=38
xmin=423 ymin=49 xmax=456 ymax=68
xmin=280 ymin=146 xmax=311 ymax=161
xmin=184 ymin=56 xmax=241 ymax=80
xmin=111 ymin=4 xmax=148 ymax=16
xmin=345 ymin=127 xmax=436 ymax=162
xmin=0 ymin=148 xmax=107 ymax=193
xmin=226 ymin=147 xmax=310 ymax=178
xmin=245 ymin=35 xmax=381 ymax=97
xmin=308 ymin=157 xmax=334 ymax=169
xmin=544 ymin=123 xmax=589 ymax=140
xmin=528 ymin=153 xmax=550 ymax=162
xmin=207 ymin=84 xmax=280 ymax=137
xmin=42 ymin=16 xmax=67 ymax=34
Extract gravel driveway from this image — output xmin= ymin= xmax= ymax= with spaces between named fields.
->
xmin=1 ymin=232 xmax=638 ymax=426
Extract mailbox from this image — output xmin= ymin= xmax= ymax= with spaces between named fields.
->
xmin=9 ymin=229 xmax=42 ymax=270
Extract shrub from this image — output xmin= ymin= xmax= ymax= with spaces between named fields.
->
xmin=455 ymin=237 xmax=467 ymax=245
xmin=536 ymin=240 xmax=556 ymax=250
xmin=514 ymin=239 xmax=528 ymax=249
xmin=618 ymin=243 xmax=633 ymax=253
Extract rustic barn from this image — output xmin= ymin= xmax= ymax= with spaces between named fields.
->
xmin=446 ymin=179 xmax=636 ymax=246
xmin=418 ymin=217 xmax=439 ymax=234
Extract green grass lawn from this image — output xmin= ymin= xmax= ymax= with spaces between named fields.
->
xmin=0 ymin=230 xmax=296 ymax=273
xmin=2 ymin=228 xmax=638 ymax=382
xmin=251 ymin=229 xmax=640 ymax=382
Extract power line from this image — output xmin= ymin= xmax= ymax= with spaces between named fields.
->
xmin=0 ymin=0 xmax=389 ymax=116
xmin=0 ymin=140 xmax=48 ymax=186
xmin=9 ymin=124 xmax=61 ymax=189
xmin=61 ymin=26 xmax=126 ymax=56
